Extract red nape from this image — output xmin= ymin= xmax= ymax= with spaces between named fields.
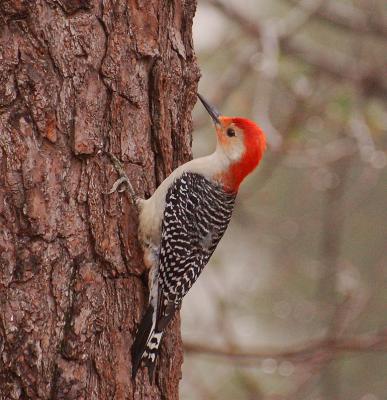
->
xmin=222 ymin=117 xmax=267 ymax=193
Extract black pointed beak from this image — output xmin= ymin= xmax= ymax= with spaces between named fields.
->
xmin=197 ymin=93 xmax=221 ymax=125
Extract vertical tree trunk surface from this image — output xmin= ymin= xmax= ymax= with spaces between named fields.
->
xmin=0 ymin=1 xmax=199 ymax=398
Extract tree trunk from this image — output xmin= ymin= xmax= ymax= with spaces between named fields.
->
xmin=0 ymin=1 xmax=199 ymax=398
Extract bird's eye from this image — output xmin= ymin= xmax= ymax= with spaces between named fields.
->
xmin=226 ymin=128 xmax=236 ymax=137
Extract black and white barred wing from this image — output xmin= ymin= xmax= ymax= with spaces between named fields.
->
xmin=131 ymin=172 xmax=236 ymax=379
xmin=158 ymin=172 xmax=236 ymax=314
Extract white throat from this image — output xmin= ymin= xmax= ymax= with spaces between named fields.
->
xmin=215 ymin=139 xmax=244 ymax=164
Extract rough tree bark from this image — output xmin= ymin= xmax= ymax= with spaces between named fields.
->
xmin=0 ymin=1 xmax=199 ymax=398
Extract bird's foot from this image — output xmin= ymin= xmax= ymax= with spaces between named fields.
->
xmin=106 ymin=152 xmax=138 ymax=207
xmin=107 ymin=175 xmax=131 ymax=194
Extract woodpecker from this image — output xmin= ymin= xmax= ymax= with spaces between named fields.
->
xmin=112 ymin=94 xmax=267 ymax=380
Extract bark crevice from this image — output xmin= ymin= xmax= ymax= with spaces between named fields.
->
xmin=0 ymin=0 xmax=199 ymax=398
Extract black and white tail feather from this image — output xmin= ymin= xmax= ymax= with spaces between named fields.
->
xmin=131 ymin=303 xmax=157 ymax=379
xmin=131 ymin=173 xmax=236 ymax=379
xmin=131 ymin=287 xmax=175 ymax=380
xmin=131 ymin=258 xmax=164 ymax=380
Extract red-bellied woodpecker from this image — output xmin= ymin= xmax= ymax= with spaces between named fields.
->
xmin=109 ymin=94 xmax=267 ymax=380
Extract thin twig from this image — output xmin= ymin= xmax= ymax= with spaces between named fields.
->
xmin=284 ymin=0 xmax=387 ymax=38
xmin=184 ymin=328 xmax=387 ymax=363
xmin=205 ymin=0 xmax=387 ymax=100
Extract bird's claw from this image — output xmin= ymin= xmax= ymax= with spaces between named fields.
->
xmin=107 ymin=176 xmax=130 ymax=194
xmin=105 ymin=152 xmax=138 ymax=207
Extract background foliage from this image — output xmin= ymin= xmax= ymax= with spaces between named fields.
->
xmin=181 ymin=1 xmax=387 ymax=399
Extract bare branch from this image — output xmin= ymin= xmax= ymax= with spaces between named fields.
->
xmin=277 ymin=0 xmax=326 ymax=38
xmin=205 ymin=0 xmax=387 ymax=101
xmin=195 ymin=45 xmax=258 ymax=130
xmin=184 ymin=328 xmax=387 ymax=364
xmin=284 ymin=0 xmax=387 ymax=38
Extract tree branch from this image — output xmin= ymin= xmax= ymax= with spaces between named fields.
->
xmin=284 ymin=0 xmax=387 ymax=38
xmin=184 ymin=328 xmax=387 ymax=364
xmin=205 ymin=0 xmax=387 ymax=101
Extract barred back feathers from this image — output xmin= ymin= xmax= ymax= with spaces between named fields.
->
xmin=131 ymin=173 xmax=236 ymax=379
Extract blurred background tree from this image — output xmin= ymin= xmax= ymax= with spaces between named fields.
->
xmin=181 ymin=1 xmax=387 ymax=399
